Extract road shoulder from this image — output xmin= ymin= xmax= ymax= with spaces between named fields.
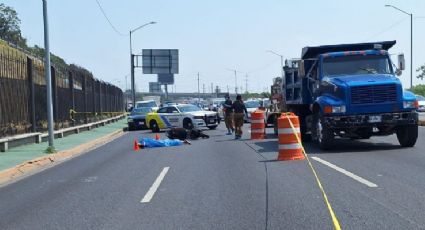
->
xmin=0 ymin=124 xmax=125 ymax=187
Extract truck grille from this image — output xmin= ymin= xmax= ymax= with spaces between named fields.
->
xmin=351 ymin=84 xmax=397 ymax=104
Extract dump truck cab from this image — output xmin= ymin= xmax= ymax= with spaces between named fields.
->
xmin=284 ymin=41 xmax=418 ymax=149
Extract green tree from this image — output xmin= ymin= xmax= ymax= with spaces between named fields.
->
xmin=0 ymin=3 xmax=27 ymax=48
xmin=261 ymin=92 xmax=271 ymax=98
xmin=417 ymin=64 xmax=425 ymax=81
xmin=27 ymin=45 xmax=69 ymax=69
xmin=410 ymin=84 xmax=425 ymax=96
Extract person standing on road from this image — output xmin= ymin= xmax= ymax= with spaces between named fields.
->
xmin=223 ymin=95 xmax=234 ymax=135
xmin=232 ymin=94 xmax=248 ymax=139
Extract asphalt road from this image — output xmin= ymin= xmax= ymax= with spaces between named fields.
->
xmin=0 ymin=124 xmax=424 ymax=230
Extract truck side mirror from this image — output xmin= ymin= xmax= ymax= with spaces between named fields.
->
xmin=298 ymin=60 xmax=305 ymax=77
xmin=398 ymin=53 xmax=405 ymax=71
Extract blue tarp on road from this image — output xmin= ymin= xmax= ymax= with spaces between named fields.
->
xmin=138 ymin=138 xmax=183 ymax=148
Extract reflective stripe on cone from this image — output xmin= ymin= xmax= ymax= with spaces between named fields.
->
xmin=251 ymin=128 xmax=265 ymax=134
xmin=279 ymin=143 xmax=302 ymax=149
xmin=251 ymin=119 xmax=264 ymax=124
xmin=278 ymin=127 xmax=300 ymax=134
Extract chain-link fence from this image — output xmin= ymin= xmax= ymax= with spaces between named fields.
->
xmin=0 ymin=41 xmax=124 ymax=137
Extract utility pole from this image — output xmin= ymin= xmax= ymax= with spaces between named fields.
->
xmin=203 ymin=83 xmax=205 ymax=95
xmin=42 ymin=0 xmax=55 ymax=152
xmin=197 ymin=72 xmax=200 ymax=102
xmin=225 ymin=68 xmax=238 ymax=94
xmin=245 ymin=74 xmax=248 ymax=94
xmin=211 ymin=83 xmax=213 ymax=96
xmin=234 ymin=70 xmax=238 ymax=94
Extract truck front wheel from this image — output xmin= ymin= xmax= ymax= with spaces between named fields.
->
xmin=396 ymin=125 xmax=418 ymax=147
xmin=313 ymin=114 xmax=334 ymax=150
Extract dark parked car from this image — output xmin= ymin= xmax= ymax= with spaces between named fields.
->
xmin=127 ymin=107 xmax=152 ymax=131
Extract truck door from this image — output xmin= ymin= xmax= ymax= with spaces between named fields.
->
xmin=307 ymin=61 xmax=319 ymax=99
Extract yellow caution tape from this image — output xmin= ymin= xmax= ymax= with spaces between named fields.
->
xmin=69 ymin=109 xmax=127 ymax=121
xmin=284 ymin=113 xmax=342 ymax=230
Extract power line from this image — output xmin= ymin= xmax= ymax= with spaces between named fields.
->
xmin=94 ymin=0 xmax=127 ymax=36
xmin=247 ymin=58 xmax=280 ymax=74
xmin=364 ymin=16 xmax=408 ymax=41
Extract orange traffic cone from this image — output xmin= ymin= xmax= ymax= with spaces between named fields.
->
xmin=133 ymin=139 xmax=140 ymax=151
xmin=277 ymin=113 xmax=305 ymax=161
xmin=155 ymin=134 xmax=160 ymax=140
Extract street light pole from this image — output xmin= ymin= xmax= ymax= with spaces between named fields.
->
xmin=385 ymin=5 xmax=413 ymax=88
xmin=42 ymin=0 xmax=55 ymax=151
xmin=267 ymin=50 xmax=284 ymax=79
xmin=129 ymin=21 xmax=156 ymax=107
xmin=234 ymin=70 xmax=237 ymax=94
xmin=197 ymin=72 xmax=200 ymax=102
xmin=410 ymin=13 xmax=413 ymax=88
xmin=129 ymin=30 xmax=134 ymax=107
xmin=124 ymin=74 xmax=128 ymax=108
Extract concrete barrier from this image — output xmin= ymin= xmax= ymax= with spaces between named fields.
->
xmin=0 ymin=133 xmax=42 ymax=152
xmin=1 ymin=114 xmax=125 ymax=152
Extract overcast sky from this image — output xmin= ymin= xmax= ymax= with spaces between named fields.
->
xmin=4 ymin=0 xmax=425 ymax=93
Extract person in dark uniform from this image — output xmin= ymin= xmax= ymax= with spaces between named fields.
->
xmin=223 ymin=95 xmax=234 ymax=135
xmin=232 ymin=94 xmax=248 ymax=139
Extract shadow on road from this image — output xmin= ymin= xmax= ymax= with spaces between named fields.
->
xmin=304 ymin=139 xmax=401 ymax=154
xmin=251 ymin=140 xmax=278 ymax=153
xmin=247 ymin=137 xmax=402 ymax=155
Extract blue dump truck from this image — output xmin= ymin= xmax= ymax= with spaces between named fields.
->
xmin=281 ymin=41 xmax=418 ymax=149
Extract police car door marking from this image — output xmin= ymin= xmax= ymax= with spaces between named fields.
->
xmin=160 ymin=115 xmax=173 ymax=128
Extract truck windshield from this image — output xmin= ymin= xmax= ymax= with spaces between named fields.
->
xmin=322 ymin=55 xmax=393 ymax=77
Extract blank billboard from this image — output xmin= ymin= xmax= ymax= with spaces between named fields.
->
xmin=142 ymin=49 xmax=179 ymax=74
xmin=149 ymin=82 xmax=162 ymax=93
xmin=158 ymin=74 xmax=174 ymax=84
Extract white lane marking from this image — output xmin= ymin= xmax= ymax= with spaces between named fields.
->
xmin=311 ymin=157 xmax=378 ymax=188
xmin=141 ymin=167 xmax=170 ymax=203
xmin=81 ymin=176 xmax=97 ymax=183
